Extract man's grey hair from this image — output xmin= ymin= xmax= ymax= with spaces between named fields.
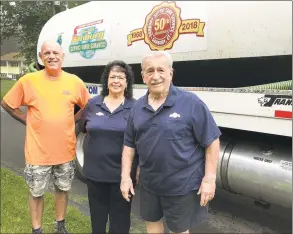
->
xmin=141 ymin=51 xmax=173 ymax=70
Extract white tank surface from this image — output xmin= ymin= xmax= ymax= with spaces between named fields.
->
xmin=37 ymin=1 xmax=292 ymax=67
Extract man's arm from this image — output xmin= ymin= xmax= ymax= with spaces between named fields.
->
xmin=191 ymin=98 xmax=221 ymax=206
xmin=191 ymin=98 xmax=222 ymax=178
xmin=204 ymin=138 xmax=220 ymax=181
xmin=1 ymin=76 xmax=27 ymax=124
xmin=74 ymin=80 xmax=90 ymax=124
xmin=121 ymin=145 xmax=136 ymax=201
xmin=121 ymin=145 xmax=136 ymax=181
xmin=121 ymin=105 xmax=137 ymax=180
xmin=76 ymin=77 xmax=91 ymax=112
xmin=121 ymin=105 xmax=137 ymax=201
xmin=74 ymin=109 xmax=83 ymax=123
xmin=197 ymin=138 xmax=220 ymax=206
xmin=1 ymin=100 xmax=26 ymax=125
xmin=77 ymin=101 xmax=91 ymax=133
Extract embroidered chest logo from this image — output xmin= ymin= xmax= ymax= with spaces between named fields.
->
xmin=169 ymin=112 xmax=181 ymax=118
xmin=96 ymin=112 xmax=104 ymax=116
xmin=62 ymin=90 xmax=71 ymax=95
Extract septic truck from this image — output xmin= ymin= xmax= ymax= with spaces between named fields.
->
xmin=31 ymin=1 xmax=292 ymax=209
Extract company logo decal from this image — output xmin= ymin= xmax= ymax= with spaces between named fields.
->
xmin=86 ymin=84 xmax=99 ymax=95
xmin=127 ymin=1 xmax=205 ymax=50
xmin=57 ymin=33 xmax=63 ymax=45
xmin=258 ymin=95 xmax=292 ymax=107
xmin=69 ymin=20 xmax=107 ymax=59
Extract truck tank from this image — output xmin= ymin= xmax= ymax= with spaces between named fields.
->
xmin=36 ymin=1 xmax=292 ymax=88
xmin=35 ymin=1 xmax=292 ymax=209
xmin=217 ymin=131 xmax=292 ymax=209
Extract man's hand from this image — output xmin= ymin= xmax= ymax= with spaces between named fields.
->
xmin=121 ymin=146 xmax=135 ymax=201
xmin=197 ymin=174 xmax=216 ymax=206
xmin=199 ymin=138 xmax=220 ymax=206
xmin=120 ymin=178 xmax=135 ymax=202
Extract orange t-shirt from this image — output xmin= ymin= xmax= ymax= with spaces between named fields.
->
xmin=3 ymin=70 xmax=91 ymax=165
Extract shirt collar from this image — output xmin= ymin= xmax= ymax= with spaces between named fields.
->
xmin=95 ymin=95 xmax=104 ymax=106
xmin=95 ymin=95 xmax=133 ymax=109
xmin=142 ymin=82 xmax=179 ymax=108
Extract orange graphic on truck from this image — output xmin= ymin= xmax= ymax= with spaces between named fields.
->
xmin=127 ymin=1 xmax=206 ymax=51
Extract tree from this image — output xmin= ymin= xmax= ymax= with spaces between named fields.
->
xmin=0 ymin=1 xmax=88 ymax=64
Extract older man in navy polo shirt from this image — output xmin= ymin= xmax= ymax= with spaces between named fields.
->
xmin=121 ymin=51 xmax=221 ymax=234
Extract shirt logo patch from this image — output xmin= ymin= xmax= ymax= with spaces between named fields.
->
xmin=62 ymin=90 xmax=71 ymax=95
xmin=169 ymin=112 xmax=181 ymax=118
xmin=96 ymin=112 xmax=104 ymax=116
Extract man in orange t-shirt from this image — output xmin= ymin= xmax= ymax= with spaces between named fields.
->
xmin=1 ymin=40 xmax=90 ymax=234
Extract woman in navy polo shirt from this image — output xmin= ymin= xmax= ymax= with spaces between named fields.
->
xmin=78 ymin=60 xmax=138 ymax=234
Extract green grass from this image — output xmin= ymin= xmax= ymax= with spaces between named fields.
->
xmin=69 ymin=193 xmax=89 ymax=206
xmin=0 ymin=167 xmax=146 ymax=233
xmin=1 ymin=79 xmax=16 ymax=100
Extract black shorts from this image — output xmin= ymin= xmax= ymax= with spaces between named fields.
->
xmin=140 ymin=186 xmax=209 ymax=233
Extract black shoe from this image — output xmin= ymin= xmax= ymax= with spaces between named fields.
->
xmin=32 ymin=227 xmax=43 ymax=234
xmin=54 ymin=219 xmax=70 ymax=234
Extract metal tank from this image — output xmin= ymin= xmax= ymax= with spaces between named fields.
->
xmin=217 ymin=136 xmax=292 ymax=208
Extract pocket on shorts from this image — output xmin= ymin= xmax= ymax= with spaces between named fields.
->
xmin=24 ymin=164 xmax=34 ymax=187
xmin=53 ymin=161 xmax=76 ymax=191
xmin=69 ymin=160 xmax=76 ymax=180
xmin=24 ymin=164 xmax=51 ymax=197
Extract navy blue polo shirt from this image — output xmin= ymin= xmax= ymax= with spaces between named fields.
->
xmin=78 ymin=95 xmax=138 ymax=183
xmin=124 ymin=83 xmax=221 ymax=196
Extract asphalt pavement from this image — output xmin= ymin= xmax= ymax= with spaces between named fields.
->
xmin=1 ymin=109 xmax=292 ymax=233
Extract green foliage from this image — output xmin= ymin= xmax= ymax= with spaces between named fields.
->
xmin=0 ymin=1 xmax=89 ymax=63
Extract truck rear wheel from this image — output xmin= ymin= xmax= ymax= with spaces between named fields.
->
xmin=75 ymin=126 xmax=87 ymax=182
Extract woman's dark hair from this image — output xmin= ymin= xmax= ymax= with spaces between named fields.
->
xmin=100 ymin=60 xmax=134 ymax=98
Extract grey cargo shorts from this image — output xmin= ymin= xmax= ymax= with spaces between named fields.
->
xmin=24 ymin=160 xmax=76 ymax=197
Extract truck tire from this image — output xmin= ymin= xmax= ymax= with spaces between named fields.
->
xmin=75 ymin=124 xmax=87 ymax=182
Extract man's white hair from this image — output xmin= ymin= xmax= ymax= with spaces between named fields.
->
xmin=141 ymin=51 xmax=173 ymax=70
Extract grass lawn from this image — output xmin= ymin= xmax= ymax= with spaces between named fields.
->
xmin=1 ymin=79 xmax=16 ymax=100
xmin=1 ymin=167 xmax=146 ymax=233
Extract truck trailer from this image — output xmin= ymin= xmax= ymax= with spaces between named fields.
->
xmin=33 ymin=1 xmax=292 ymax=209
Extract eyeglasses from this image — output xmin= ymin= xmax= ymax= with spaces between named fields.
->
xmin=109 ymin=76 xmax=126 ymax=81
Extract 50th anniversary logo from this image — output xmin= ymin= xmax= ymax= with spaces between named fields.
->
xmin=127 ymin=1 xmax=206 ymax=50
